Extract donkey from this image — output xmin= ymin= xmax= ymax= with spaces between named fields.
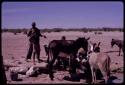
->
xmin=77 ymin=42 xmax=111 ymax=84
xmin=47 ymin=37 xmax=90 ymax=80
xmin=89 ymin=42 xmax=111 ymax=84
xmin=111 ymin=39 xmax=124 ymax=56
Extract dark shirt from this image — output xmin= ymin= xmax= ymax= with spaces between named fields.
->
xmin=27 ymin=27 xmax=41 ymax=44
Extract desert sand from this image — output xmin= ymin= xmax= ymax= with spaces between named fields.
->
xmin=2 ymin=31 xmax=124 ymax=84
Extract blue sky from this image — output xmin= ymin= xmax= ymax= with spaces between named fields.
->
xmin=2 ymin=1 xmax=123 ymax=29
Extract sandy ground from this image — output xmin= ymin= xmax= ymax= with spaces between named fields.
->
xmin=1 ymin=31 xmax=124 ymax=84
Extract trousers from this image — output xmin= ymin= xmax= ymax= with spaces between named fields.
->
xmin=26 ymin=42 xmax=41 ymax=61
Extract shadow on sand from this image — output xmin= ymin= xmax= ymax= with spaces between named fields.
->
xmin=104 ymin=50 xmax=119 ymax=53
xmin=107 ymin=76 xmax=118 ymax=83
xmin=63 ymin=72 xmax=119 ymax=84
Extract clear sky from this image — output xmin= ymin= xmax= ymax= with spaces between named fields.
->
xmin=2 ymin=1 xmax=123 ymax=29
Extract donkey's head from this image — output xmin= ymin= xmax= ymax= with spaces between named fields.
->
xmin=93 ymin=42 xmax=101 ymax=52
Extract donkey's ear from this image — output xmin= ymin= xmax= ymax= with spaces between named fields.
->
xmin=87 ymin=37 xmax=90 ymax=40
xmin=93 ymin=43 xmax=96 ymax=46
xmin=98 ymin=42 xmax=101 ymax=46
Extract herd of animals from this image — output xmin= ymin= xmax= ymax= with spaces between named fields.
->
xmin=43 ymin=36 xmax=123 ymax=84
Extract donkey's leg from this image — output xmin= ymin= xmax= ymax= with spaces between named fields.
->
xmin=70 ymin=57 xmax=78 ymax=73
xmin=99 ymin=66 xmax=107 ymax=83
xmin=47 ymin=48 xmax=52 ymax=63
xmin=102 ymin=71 xmax=108 ymax=84
xmin=49 ymin=52 xmax=58 ymax=80
xmin=90 ymin=66 xmax=95 ymax=84
xmin=93 ymin=69 xmax=97 ymax=83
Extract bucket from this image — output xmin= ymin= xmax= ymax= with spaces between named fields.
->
xmin=10 ymin=71 xmax=18 ymax=81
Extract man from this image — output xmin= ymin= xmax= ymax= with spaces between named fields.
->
xmin=26 ymin=22 xmax=46 ymax=64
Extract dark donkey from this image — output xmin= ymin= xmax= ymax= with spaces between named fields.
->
xmin=47 ymin=37 xmax=90 ymax=80
xmin=111 ymin=39 xmax=124 ymax=56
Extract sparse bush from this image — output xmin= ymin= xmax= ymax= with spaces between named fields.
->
xmin=83 ymin=30 xmax=88 ymax=33
xmin=98 ymin=32 xmax=102 ymax=34
xmin=2 ymin=27 xmax=123 ymax=33
xmin=14 ymin=32 xmax=17 ymax=35
xmin=52 ymin=28 xmax=63 ymax=32
xmin=23 ymin=31 xmax=27 ymax=35
xmin=94 ymin=31 xmax=102 ymax=35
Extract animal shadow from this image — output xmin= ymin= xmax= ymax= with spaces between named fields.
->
xmin=105 ymin=50 xmax=123 ymax=56
xmin=105 ymin=50 xmax=119 ymax=53
xmin=13 ymin=78 xmax=23 ymax=81
xmin=63 ymin=73 xmax=91 ymax=82
xmin=107 ymin=76 xmax=117 ymax=83
xmin=63 ymin=73 xmax=81 ymax=82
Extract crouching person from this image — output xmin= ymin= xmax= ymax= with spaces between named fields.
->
xmin=76 ymin=47 xmax=92 ymax=83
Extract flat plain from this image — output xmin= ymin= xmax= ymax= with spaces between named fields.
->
xmin=2 ymin=31 xmax=124 ymax=84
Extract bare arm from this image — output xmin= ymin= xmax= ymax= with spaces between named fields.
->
xmin=40 ymin=34 xmax=47 ymax=38
xmin=36 ymin=28 xmax=47 ymax=38
xmin=39 ymin=30 xmax=46 ymax=38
